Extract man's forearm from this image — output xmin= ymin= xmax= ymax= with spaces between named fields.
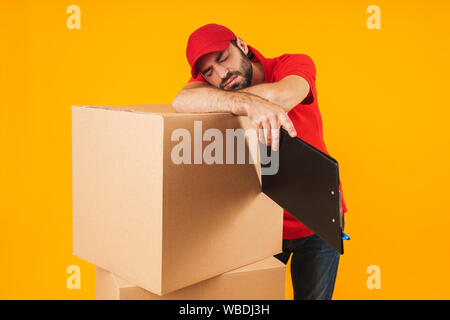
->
xmin=238 ymin=83 xmax=279 ymax=106
xmin=172 ymin=86 xmax=276 ymax=115
xmin=239 ymin=76 xmax=310 ymax=111
xmin=172 ymin=84 xmax=298 ymax=147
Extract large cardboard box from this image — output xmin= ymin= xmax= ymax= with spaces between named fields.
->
xmin=72 ymin=105 xmax=283 ymax=295
xmin=95 ymin=257 xmax=286 ymax=300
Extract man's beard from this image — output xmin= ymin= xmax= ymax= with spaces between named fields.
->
xmin=220 ymin=49 xmax=253 ymax=90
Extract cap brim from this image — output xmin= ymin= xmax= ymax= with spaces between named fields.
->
xmin=191 ymin=40 xmax=231 ymax=78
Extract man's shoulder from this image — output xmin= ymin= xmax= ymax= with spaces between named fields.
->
xmin=274 ymin=53 xmax=315 ymax=66
xmin=270 ymin=53 xmax=317 ymax=82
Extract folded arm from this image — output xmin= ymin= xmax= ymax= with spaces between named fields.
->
xmin=171 ymin=75 xmax=310 ymax=149
xmin=171 ymin=75 xmax=310 ymax=114
xmin=237 ymin=75 xmax=310 ymax=112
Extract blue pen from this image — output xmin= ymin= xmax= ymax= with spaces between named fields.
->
xmin=341 ymin=232 xmax=350 ymax=240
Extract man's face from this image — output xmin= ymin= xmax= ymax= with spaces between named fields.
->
xmin=196 ymin=41 xmax=253 ymax=91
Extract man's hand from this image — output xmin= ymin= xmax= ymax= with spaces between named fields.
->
xmin=241 ymin=99 xmax=297 ymax=151
xmin=172 ymin=81 xmax=298 ymax=150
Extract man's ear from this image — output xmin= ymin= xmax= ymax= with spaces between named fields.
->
xmin=236 ymin=37 xmax=249 ymax=55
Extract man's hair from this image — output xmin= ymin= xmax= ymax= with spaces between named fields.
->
xmin=230 ymin=39 xmax=254 ymax=60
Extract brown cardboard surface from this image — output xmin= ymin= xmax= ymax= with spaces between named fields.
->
xmin=72 ymin=105 xmax=283 ymax=295
xmin=95 ymin=257 xmax=286 ymax=300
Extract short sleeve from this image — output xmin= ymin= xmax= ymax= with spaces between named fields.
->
xmin=276 ymin=54 xmax=316 ymax=104
xmin=275 ymin=54 xmax=316 ymax=83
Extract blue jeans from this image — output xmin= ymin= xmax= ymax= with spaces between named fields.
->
xmin=274 ymin=215 xmax=344 ymax=300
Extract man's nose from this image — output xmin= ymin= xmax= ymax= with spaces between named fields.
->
xmin=215 ymin=64 xmax=229 ymax=79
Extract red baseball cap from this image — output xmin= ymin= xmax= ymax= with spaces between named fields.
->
xmin=186 ymin=24 xmax=237 ymax=78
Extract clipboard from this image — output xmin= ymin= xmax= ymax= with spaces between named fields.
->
xmin=260 ymin=128 xmax=344 ymax=254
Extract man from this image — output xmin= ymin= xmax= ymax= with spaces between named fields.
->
xmin=172 ymin=23 xmax=347 ymax=300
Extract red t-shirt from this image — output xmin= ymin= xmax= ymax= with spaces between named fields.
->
xmin=187 ymin=45 xmax=348 ymax=239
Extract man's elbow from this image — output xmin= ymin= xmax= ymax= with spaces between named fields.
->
xmin=276 ymin=76 xmax=311 ymax=111
xmin=283 ymin=88 xmax=311 ymax=112
xmin=171 ymin=92 xmax=187 ymax=113
xmin=172 ymin=82 xmax=210 ymax=113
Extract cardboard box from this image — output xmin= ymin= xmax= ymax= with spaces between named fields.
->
xmin=95 ymin=257 xmax=286 ymax=300
xmin=72 ymin=105 xmax=283 ymax=295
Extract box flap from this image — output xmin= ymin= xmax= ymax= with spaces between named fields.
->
xmin=72 ymin=104 xmax=229 ymax=117
xmin=109 ymin=257 xmax=285 ymax=289
xmin=226 ymin=257 xmax=285 ymax=275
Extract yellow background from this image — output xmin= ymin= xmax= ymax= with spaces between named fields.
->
xmin=1 ymin=0 xmax=449 ymax=299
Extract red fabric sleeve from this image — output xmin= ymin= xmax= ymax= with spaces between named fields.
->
xmin=275 ymin=54 xmax=316 ymax=83
xmin=275 ymin=54 xmax=316 ymax=104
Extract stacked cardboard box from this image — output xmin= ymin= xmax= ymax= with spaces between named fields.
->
xmin=95 ymin=257 xmax=285 ymax=300
xmin=72 ymin=104 xmax=285 ymax=299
